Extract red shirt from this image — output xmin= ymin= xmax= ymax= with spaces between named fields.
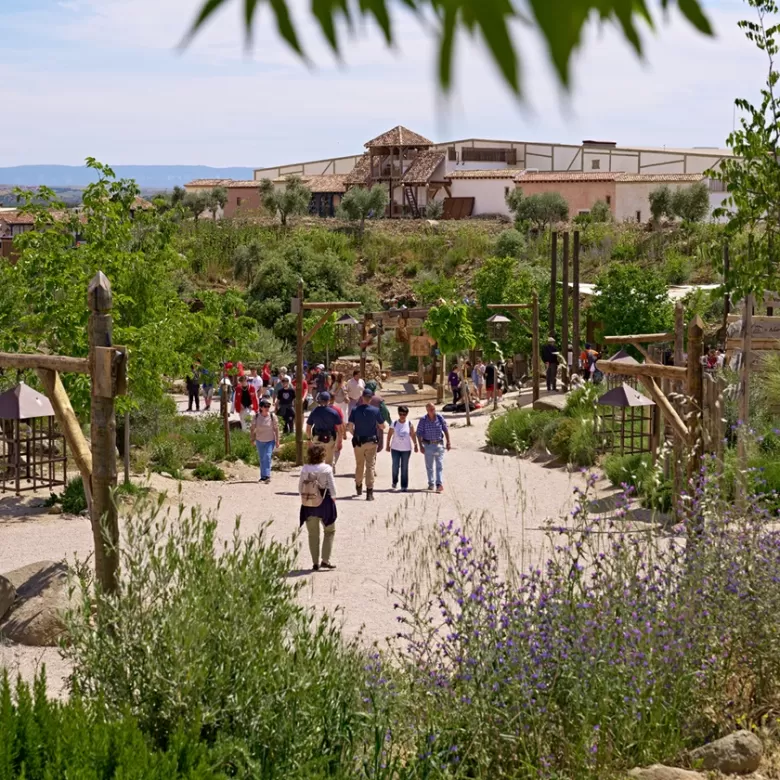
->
xmin=234 ymin=384 xmax=258 ymax=413
xmin=293 ymin=379 xmax=308 ymax=396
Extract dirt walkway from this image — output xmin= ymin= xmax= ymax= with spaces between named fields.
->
xmin=0 ymin=389 xmax=592 ymax=694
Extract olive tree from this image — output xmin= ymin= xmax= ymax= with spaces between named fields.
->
xmin=259 ymin=176 xmax=312 ymax=227
xmin=337 ymin=184 xmax=389 ymax=237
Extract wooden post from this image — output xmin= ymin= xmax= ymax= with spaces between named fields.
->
xmin=721 ymin=243 xmax=731 ymax=341
xmin=561 ymin=232 xmax=570 ymax=389
xmin=360 ymin=314 xmax=369 ymax=379
xmin=572 ymin=231 xmax=581 ymax=378
xmin=737 ymin=293 xmax=754 ymax=507
xmin=295 ymin=279 xmax=305 ymax=466
xmin=221 ymin=365 xmax=230 ymax=456
xmin=673 ymin=301 xmax=685 ymax=509
xmin=686 ymin=316 xmax=704 ymax=484
xmin=532 ymin=292 xmax=540 ymax=404
xmin=438 ymin=354 xmax=445 ymax=405
xmin=418 ymin=355 xmax=424 ymax=390
xmin=549 ymin=231 xmax=558 ymax=337
xmin=123 ymin=410 xmax=130 ymax=484
xmin=87 ymin=272 xmax=119 ymax=595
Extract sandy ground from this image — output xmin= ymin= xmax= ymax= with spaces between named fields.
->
xmin=0 ymin=382 xmax=603 ymax=695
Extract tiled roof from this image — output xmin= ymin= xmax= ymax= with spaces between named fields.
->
xmin=0 ymin=211 xmax=35 ymax=225
xmin=516 ymin=172 xmax=623 ymax=183
xmin=402 ymin=152 xmax=446 ymax=185
xmin=184 ymin=178 xmax=234 ymax=187
xmin=131 ymin=196 xmax=154 ymax=210
xmin=447 ymin=168 xmax=528 ymax=180
xmin=615 ymin=173 xmax=705 ymax=183
xmin=272 ymin=174 xmax=349 ymax=193
xmin=514 ymin=171 xmax=706 ymax=184
xmin=365 ymin=126 xmax=432 ymax=149
xmin=345 ymin=154 xmax=372 ymax=185
xmin=224 ymin=180 xmax=260 ymax=188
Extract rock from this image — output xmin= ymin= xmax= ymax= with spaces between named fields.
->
xmin=47 ymin=504 xmax=63 ymax=515
xmin=0 ymin=575 xmax=15 ymax=622
xmin=628 ymin=767 xmax=705 ymax=780
xmin=688 ymin=730 xmax=762 ymax=775
xmin=0 ymin=561 xmax=71 ymax=647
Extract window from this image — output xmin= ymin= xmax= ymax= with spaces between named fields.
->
xmin=461 ymin=147 xmax=516 ymax=164
xmin=606 ymin=195 xmax=611 ymax=205
xmin=707 ymin=177 xmax=727 ymax=193
xmin=236 ymin=197 xmax=245 ymax=206
xmin=504 ymin=187 xmax=510 ymax=197
xmin=448 ymin=146 xmax=457 ymax=161
xmin=591 ymin=159 xmax=601 ymax=170
xmin=636 ymin=210 xmax=642 ymax=223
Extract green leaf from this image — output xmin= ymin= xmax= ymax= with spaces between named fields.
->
xmin=678 ymin=0 xmax=713 ymax=35
xmin=268 ymin=0 xmax=304 ymax=54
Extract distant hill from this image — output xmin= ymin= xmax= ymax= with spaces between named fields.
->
xmin=0 ymin=165 xmax=256 ymax=189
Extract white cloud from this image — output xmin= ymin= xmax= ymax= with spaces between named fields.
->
xmin=0 ymin=1 xmax=770 ymax=166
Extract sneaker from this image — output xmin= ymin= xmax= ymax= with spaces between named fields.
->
xmin=312 ymin=564 xmax=319 ymax=572
xmin=262 ymin=477 xmax=271 ymax=484
xmin=391 ymin=484 xmax=398 ymax=491
xmin=436 ymin=485 xmax=444 ymax=493
xmin=356 ymin=484 xmax=363 ymax=496
xmin=428 ymin=484 xmax=435 ymax=491
xmin=320 ymin=561 xmax=336 ymax=570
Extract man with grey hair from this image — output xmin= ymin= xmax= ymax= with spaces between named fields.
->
xmin=416 ymin=403 xmax=451 ymax=493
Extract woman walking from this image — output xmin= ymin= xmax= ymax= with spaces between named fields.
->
xmin=251 ymin=399 xmax=279 ymax=483
xmin=298 ymin=443 xmax=338 ymax=572
xmin=386 ymin=405 xmax=418 ymax=492
xmin=330 ymin=372 xmax=348 ymax=419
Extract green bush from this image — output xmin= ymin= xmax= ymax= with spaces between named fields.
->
xmin=604 ymin=453 xmax=652 ymax=492
xmin=0 ymin=671 xmax=219 ymax=779
xmin=64 ymin=501 xmax=377 ymax=777
xmin=61 ymin=476 xmax=88 ymax=515
xmin=495 ymin=229 xmax=526 ymax=258
xmin=663 ymin=252 xmax=692 ymax=285
xmin=192 ymin=463 xmax=226 ymax=481
xmin=563 ymin=383 xmax=600 ymax=418
xmin=274 ymin=440 xmax=297 ymax=462
xmin=486 ymin=409 xmax=558 ymax=451
xmin=549 ymin=416 xmax=598 ymax=467
xmin=149 ymin=434 xmax=193 ymax=478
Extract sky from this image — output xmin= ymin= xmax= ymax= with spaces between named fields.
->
xmin=1 ymin=0 xmax=769 ymax=168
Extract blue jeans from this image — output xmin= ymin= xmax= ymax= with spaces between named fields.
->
xmin=256 ymin=440 xmax=275 ymax=479
xmin=423 ymin=443 xmax=445 ymax=487
xmin=391 ymin=449 xmax=411 ymax=490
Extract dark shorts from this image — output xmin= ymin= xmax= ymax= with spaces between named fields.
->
xmin=299 ymin=494 xmax=337 ymax=527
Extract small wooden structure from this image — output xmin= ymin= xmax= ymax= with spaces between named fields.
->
xmin=0 ymin=382 xmax=67 ymax=495
xmin=597 ymin=382 xmax=655 ymax=455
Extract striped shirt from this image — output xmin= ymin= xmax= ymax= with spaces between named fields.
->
xmin=416 ymin=413 xmax=449 ymax=443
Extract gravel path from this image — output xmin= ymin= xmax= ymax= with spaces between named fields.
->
xmin=0 ymin=388 xmax=593 ymax=695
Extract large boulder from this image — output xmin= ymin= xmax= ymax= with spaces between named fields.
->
xmin=688 ymin=730 xmax=762 ymax=775
xmin=0 ymin=575 xmax=15 ymax=621
xmin=0 ymin=561 xmax=71 ymax=647
xmin=628 ymin=767 xmax=705 ymax=780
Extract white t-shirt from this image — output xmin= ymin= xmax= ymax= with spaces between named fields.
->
xmin=249 ymin=376 xmax=264 ymax=392
xmin=390 ymin=420 xmax=413 ymax=452
xmin=346 ymin=377 xmax=365 ymax=401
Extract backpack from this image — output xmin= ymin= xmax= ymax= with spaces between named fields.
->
xmin=300 ymin=470 xmax=324 ymax=508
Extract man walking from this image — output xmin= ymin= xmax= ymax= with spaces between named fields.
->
xmin=541 ymin=337 xmax=558 ymax=392
xmin=417 ymin=403 xmax=451 ymax=493
xmin=346 ymin=369 xmax=365 ymax=415
xmin=275 ymin=375 xmax=296 ymax=434
xmin=347 ymin=388 xmax=385 ymax=501
xmin=306 ymin=392 xmax=343 ymax=466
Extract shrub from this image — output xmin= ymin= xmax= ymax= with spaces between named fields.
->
xmin=275 ymin=440 xmax=297 ymax=462
xmin=424 ymin=199 xmax=444 ymax=219
xmin=395 ymin=475 xmax=780 ymax=777
xmin=589 ymin=199 xmax=612 ymax=223
xmin=663 ymin=251 xmax=692 ymax=285
xmin=149 ymin=434 xmax=192 ymax=478
xmin=495 ymin=229 xmax=526 ymax=258
xmin=603 ymin=452 xmax=652 ymax=492
xmin=563 ymin=383 xmax=600 ymax=418
xmin=192 ymin=462 xmax=226 ymax=481
xmin=549 ymin=416 xmax=598 ymax=466
xmin=61 ymin=476 xmax=88 ymax=515
xmin=0 ymin=671 xmax=219 ymax=778
xmin=64 ymin=501 xmax=377 ymax=776
xmin=486 ymin=409 xmax=558 ymax=451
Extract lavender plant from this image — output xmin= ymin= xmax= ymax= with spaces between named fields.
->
xmin=392 ymin=472 xmax=780 ymax=778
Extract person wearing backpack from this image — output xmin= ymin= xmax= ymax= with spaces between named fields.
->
xmin=298 ymin=443 xmax=338 ymax=572
xmin=251 ymin=399 xmax=280 ymax=483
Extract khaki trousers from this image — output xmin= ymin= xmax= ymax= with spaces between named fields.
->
xmin=354 ymin=442 xmax=377 ymax=489
xmin=305 ymin=517 xmax=335 ymax=566
xmin=311 ymin=438 xmax=336 ymax=466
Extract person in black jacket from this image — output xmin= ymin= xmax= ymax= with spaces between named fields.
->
xmin=541 ymin=337 xmax=559 ymax=392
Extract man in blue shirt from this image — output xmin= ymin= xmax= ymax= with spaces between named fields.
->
xmin=416 ymin=403 xmax=451 ymax=493
xmin=306 ymin=392 xmax=343 ymax=466
xmin=347 ymin=388 xmax=385 ymax=501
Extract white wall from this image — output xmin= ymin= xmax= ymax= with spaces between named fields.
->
xmin=615 ymin=181 xmax=710 ymax=223
xmin=449 ymin=179 xmax=513 ymax=216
